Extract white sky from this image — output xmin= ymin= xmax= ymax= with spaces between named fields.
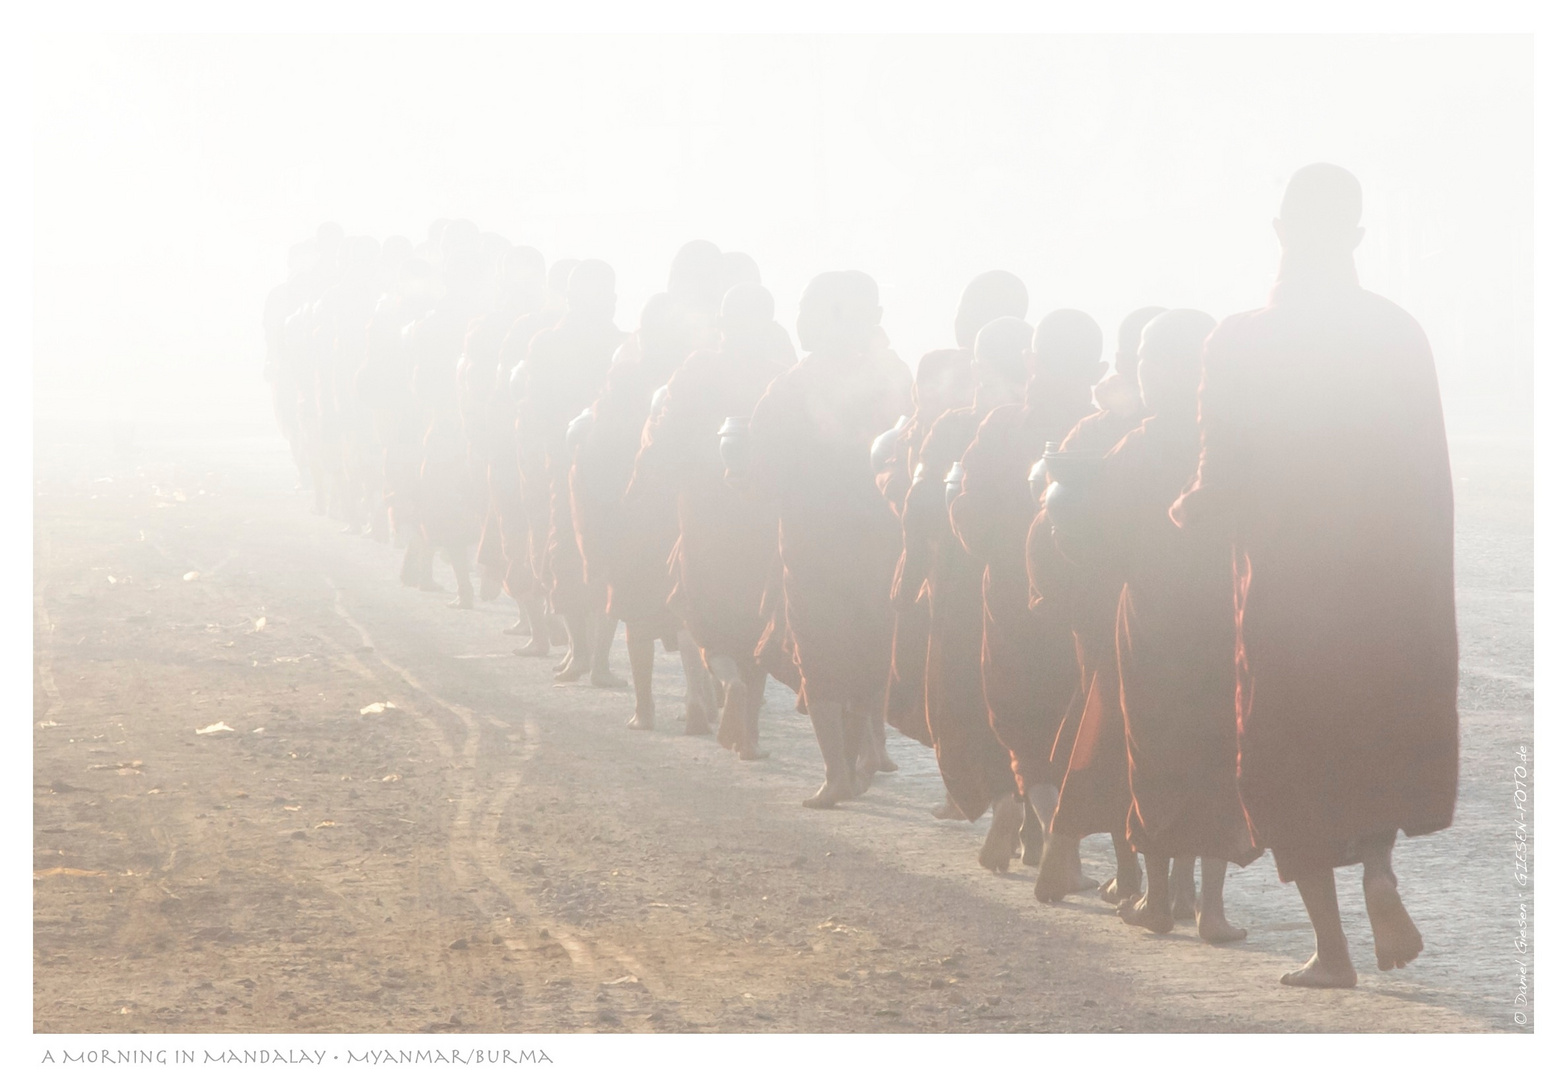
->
xmin=32 ymin=34 xmax=1532 ymax=434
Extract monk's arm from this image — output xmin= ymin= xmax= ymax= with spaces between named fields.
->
xmin=1171 ymin=322 xmax=1247 ymax=530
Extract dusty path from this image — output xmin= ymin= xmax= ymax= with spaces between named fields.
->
xmin=32 ymin=424 xmax=1531 ymax=1033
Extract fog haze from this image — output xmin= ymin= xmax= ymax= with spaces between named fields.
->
xmin=33 ymin=34 xmax=1531 ymax=436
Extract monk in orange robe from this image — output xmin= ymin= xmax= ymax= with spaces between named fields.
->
xmin=1172 ymin=163 xmax=1458 ymax=987
xmin=895 ymin=316 xmax=1031 ymax=870
xmin=952 ymin=310 xmax=1106 ymax=890
xmin=499 ymin=258 xmax=580 ymax=656
xmin=631 ymin=282 xmax=795 ymax=755
xmin=1033 ymin=308 xmax=1165 ymax=905
xmin=514 ymin=259 xmax=625 ymax=682
xmin=881 ymin=348 xmax=971 ymax=761
xmin=880 ymin=270 xmax=1023 ymax=799
xmin=748 ymin=271 xmax=911 ymax=807
xmin=1085 ymin=309 xmax=1259 ymax=942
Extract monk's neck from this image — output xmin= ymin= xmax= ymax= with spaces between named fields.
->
xmin=1273 ymin=250 xmax=1359 ymax=300
xmin=1023 ymin=376 xmax=1092 ymax=422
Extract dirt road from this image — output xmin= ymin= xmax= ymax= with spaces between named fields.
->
xmin=32 ymin=423 xmax=1532 ymax=1033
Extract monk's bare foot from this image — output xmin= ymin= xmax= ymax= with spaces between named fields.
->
xmin=1034 ymin=844 xmax=1074 ymax=902
xmin=876 ymin=750 xmax=898 ymax=773
xmin=1365 ymin=875 xmax=1423 ymax=971
xmin=1118 ymin=895 xmax=1174 ymax=934
xmin=1020 ymin=812 xmax=1045 ymax=868
xmin=626 ymin=711 xmax=654 ymax=731
xmin=802 ymin=778 xmax=853 ymax=809
xmin=978 ymin=797 xmax=1025 ymax=874
xmin=932 ymin=796 xmax=965 ymax=820
xmin=1197 ymin=910 xmax=1248 ymax=944
xmin=1280 ymin=952 xmax=1357 ymax=989
xmin=1068 ymin=870 xmax=1101 ymax=894
xmin=591 ymin=669 xmax=627 ymax=689
xmin=513 ymin=638 xmax=550 ymax=658
xmin=1100 ymin=877 xmax=1142 ymax=906
xmin=852 ymin=757 xmax=877 ymax=796
xmin=447 ymin=595 xmax=474 ymax=610
xmin=1171 ymin=862 xmax=1197 ymax=920
xmin=715 ymin=698 xmax=742 ymax=750
xmin=503 ymin=620 xmax=529 ymax=636
xmin=737 ymin=744 xmax=769 ymax=761
xmin=554 ymin=656 xmax=587 ymax=683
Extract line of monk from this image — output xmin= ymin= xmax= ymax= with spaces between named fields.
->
xmin=262 ymin=163 xmax=1459 ymax=988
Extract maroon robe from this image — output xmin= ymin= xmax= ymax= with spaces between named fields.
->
xmin=894 ymin=407 xmax=1014 ymax=819
xmin=1042 ymin=406 xmax=1146 ymax=839
xmin=1172 ymin=270 xmax=1458 ymax=882
xmin=1102 ymin=416 xmax=1257 ymax=862
xmin=633 ymin=341 xmax=790 ymax=665
xmin=950 ymin=382 xmax=1097 ymax=798
xmin=516 ymin=311 xmax=625 ymax=619
xmin=748 ymin=350 xmax=910 ymax=712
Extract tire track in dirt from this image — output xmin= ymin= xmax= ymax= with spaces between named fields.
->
xmin=326 ymin=579 xmax=667 ymax=997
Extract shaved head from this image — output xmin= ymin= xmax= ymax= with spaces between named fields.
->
xmin=955 ymin=270 xmax=1029 ymax=351
xmin=1276 ymin=162 xmax=1364 ymax=256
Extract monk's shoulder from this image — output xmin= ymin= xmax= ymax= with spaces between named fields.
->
xmin=971 ymin=402 xmax=1024 ymax=445
xmin=923 ymin=406 xmax=980 ymax=458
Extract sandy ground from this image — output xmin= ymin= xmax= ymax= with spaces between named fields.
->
xmin=32 ymin=422 xmax=1532 ymax=1033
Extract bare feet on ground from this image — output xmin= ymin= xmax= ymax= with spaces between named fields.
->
xmin=802 ymin=778 xmax=854 ymax=810
xmin=978 ymin=797 xmax=1025 ymax=873
xmin=1365 ymin=875 xmax=1424 ymax=971
xmin=1118 ymin=895 xmax=1175 ymax=934
xmin=1280 ymin=951 xmax=1358 ymax=989
xmin=1196 ymin=909 xmax=1248 ymax=944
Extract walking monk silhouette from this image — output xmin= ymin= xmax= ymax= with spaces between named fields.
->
xmin=1172 ymin=163 xmax=1459 ymax=987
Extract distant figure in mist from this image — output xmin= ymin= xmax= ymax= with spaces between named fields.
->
xmin=1171 ymin=162 xmax=1459 ymax=987
xmin=748 ymin=271 xmax=911 ymax=807
xmin=515 ymin=259 xmax=625 ymax=683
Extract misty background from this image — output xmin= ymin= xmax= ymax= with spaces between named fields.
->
xmin=32 ymin=34 xmax=1532 ymax=440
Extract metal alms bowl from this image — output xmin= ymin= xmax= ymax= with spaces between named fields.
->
xmin=717 ymin=416 xmax=751 ymax=473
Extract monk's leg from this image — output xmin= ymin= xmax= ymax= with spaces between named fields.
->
xmin=554 ymin=608 xmax=587 ymax=680
xmin=589 ymin=612 xmax=625 ymax=688
xmin=678 ymin=632 xmax=714 ymax=735
xmin=1120 ymin=853 xmax=1174 ymax=933
xmin=1197 ymin=858 xmax=1247 ymax=943
xmin=1100 ymin=834 xmax=1144 ymax=905
xmin=803 ymin=699 xmax=854 ymax=809
xmin=1281 ymin=866 xmax=1357 ymax=988
xmin=739 ymin=664 xmax=768 ymax=760
xmin=870 ymin=711 xmax=897 ymax=772
xmin=1032 ymin=784 xmax=1098 ymax=901
xmin=446 ymin=547 xmax=474 ymax=609
xmin=978 ymin=793 xmax=1026 ymax=874
xmin=709 ymin=655 xmax=743 ymax=749
xmin=846 ymin=709 xmax=877 ymax=794
xmin=1171 ymin=856 xmax=1197 ymax=920
xmin=1361 ymin=830 xmax=1423 ymax=971
xmin=1020 ymin=800 xmax=1045 ymax=867
xmin=625 ymin=622 xmax=656 ymax=729
xmin=511 ymin=595 xmax=552 ymax=657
